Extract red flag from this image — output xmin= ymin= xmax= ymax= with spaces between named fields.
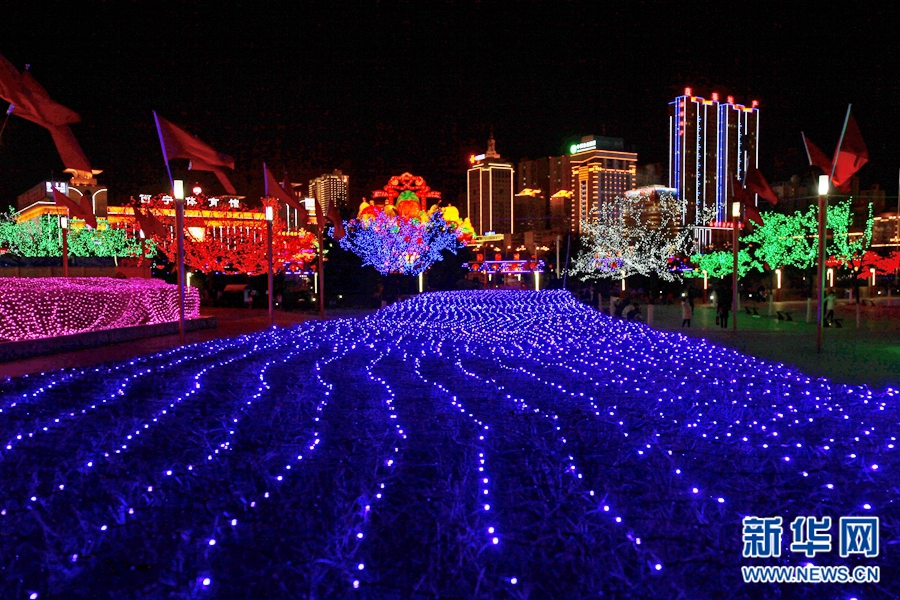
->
xmin=0 ymin=55 xmax=92 ymax=171
xmin=154 ymin=112 xmax=236 ymax=193
xmin=132 ymin=205 xmax=168 ymax=239
xmin=20 ymin=71 xmax=81 ymax=126
xmin=53 ymin=188 xmax=97 ymax=229
xmin=732 ymin=175 xmax=762 ymax=226
xmin=283 ymin=173 xmax=309 ymax=228
xmin=189 ymin=159 xmax=237 ymax=195
xmin=802 ymin=133 xmax=833 ymax=175
xmin=742 ymin=202 xmax=763 ymax=226
xmin=832 ymin=111 xmax=868 ymax=189
xmin=744 ymin=168 xmax=778 ymax=205
xmin=314 ymin=198 xmax=325 ymax=234
xmin=49 ymin=125 xmax=92 ymax=172
xmin=327 ymin=200 xmax=345 ymax=240
xmin=263 ymin=164 xmax=306 ymax=213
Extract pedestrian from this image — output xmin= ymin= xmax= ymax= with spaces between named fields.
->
xmin=710 ymin=289 xmax=719 ymax=325
xmin=719 ymin=289 xmax=731 ymax=328
xmin=681 ymin=297 xmax=693 ymax=328
xmin=824 ymin=289 xmax=836 ymax=326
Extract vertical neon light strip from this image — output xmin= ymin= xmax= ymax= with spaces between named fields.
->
xmin=488 ymin=168 xmax=493 ymax=233
xmin=755 ymin=107 xmax=761 ymax=207
xmin=722 ymin=105 xmax=729 ymax=224
xmin=716 ymin=104 xmax=722 ymax=221
xmin=467 ymin=169 xmax=473 ymax=234
xmin=510 ymin=166 xmax=515 ymax=235
xmin=695 ymin=99 xmax=702 ymax=224
xmin=702 ymin=103 xmax=707 ymax=221
xmin=668 ymin=115 xmax=673 ymax=188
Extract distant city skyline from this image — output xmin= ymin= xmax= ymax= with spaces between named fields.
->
xmin=1 ymin=4 xmax=897 ymax=214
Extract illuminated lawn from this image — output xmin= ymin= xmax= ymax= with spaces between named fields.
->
xmin=1 ymin=291 xmax=898 ymax=599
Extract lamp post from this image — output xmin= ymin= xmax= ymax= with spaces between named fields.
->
xmin=174 ymin=179 xmax=186 ymax=344
xmin=732 ymin=200 xmax=740 ymax=332
xmin=60 ymin=214 xmax=69 ymax=277
xmin=317 ymin=215 xmax=325 ymax=320
xmin=266 ymin=205 xmax=274 ymax=327
xmin=816 ymin=174 xmax=829 ymax=354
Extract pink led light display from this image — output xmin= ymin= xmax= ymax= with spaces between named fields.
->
xmin=0 ymin=277 xmax=200 ymax=341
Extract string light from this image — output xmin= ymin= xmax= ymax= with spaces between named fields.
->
xmin=1 ymin=290 xmax=896 ymax=597
xmin=0 ymin=277 xmax=200 ymax=341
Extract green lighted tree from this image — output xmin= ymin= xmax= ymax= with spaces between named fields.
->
xmin=0 ymin=210 xmax=152 ymax=259
xmin=686 ymin=249 xmax=761 ymax=279
xmin=744 ymin=207 xmax=819 ymax=271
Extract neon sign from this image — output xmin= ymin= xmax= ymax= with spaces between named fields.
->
xmin=569 ymin=140 xmax=597 ymax=154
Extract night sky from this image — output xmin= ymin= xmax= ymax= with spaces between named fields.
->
xmin=1 ymin=1 xmax=897 ymax=212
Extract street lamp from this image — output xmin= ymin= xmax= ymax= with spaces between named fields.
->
xmin=816 ymin=174 xmax=829 ymax=353
xmin=266 ymin=205 xmax=274 ymax=327
xmin=60 ymin=215 xmax=69 ymax=278
xmin=732 ymin=200 xmax=741 ymax=332
xmin=174 ymin=179 xmax=186 ymax=344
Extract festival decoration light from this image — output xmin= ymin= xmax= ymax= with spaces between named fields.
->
xmin=337 ymin=173 xmax=471 ymax=275
xmin=0 ymin=210 xmax=152 ymax=259
xmin=0 ymin=277 xmax=199 ymax=341
xmin=571 ymin=192 xmax=716 ymax=282
xmin=2 ymin=291 xmax=897 ymax=598
xmin=132 ymin=194 xmax=316 ymax=274
xmin=686 ymin=249 xmax=761 ymax=279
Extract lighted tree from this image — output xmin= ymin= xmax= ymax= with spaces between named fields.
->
xmin=686 ymin=249 xmax=761 ymax=279
xmin=133 ymin=195 xmax=317 ymax=274
xmin=0 ymin=209 xmax=151 ymax=259
xmin=571 ymin=192 xmax=716 ymax=282
xmin=337 ymin=173 xmax=470 ymax=276
xmin=856 ymin=250 xmax=900 ymax=278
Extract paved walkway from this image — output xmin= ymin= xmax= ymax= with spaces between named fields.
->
xmin=644 ymin=299 xmax=900 ymax=389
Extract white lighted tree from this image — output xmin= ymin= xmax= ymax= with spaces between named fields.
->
xmin=570 ymin=192 xmax=715 ymax=282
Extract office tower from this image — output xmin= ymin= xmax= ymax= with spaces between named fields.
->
xmin=309 ymin=170 xmax=349 ymax=214
xmin=568 ymin=135 xmax=638 ymax=233
xmin=669 ymin=87 xmax=760 ymax=224
xmin=467 ymin=134 xmax=515 ymax=235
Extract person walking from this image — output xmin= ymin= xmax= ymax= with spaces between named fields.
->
xmin=824 ymin=289 xmax=836 ymax=326
xmin=681 ymin=296 xmax=693 ymax=328
xmin=719 ymin=288 xmax=731 ymax=328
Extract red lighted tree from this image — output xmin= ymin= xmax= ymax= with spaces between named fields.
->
xmin=130 ymin=194 xmax=316 ymax=274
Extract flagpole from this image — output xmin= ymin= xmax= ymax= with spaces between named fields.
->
xmin=732 ymin=202 xmax=739 ymax=333
xmin=152 ymin=111 xmax=175 ymax=190
xmin=266 ymin=205 xmax=274 ymax=328
xmin=61 ymin=212 xmax=69 ymax=277
xmin=729 ymin=173 xmax=738 ymax=332
xmin=174 ymin=180 xmax=186 ymax=345
xmin=317 ymin=224 xmax=325 ymax=319
xmin=829 ymin=105 xmax=853 ymax=184
xmin=816 ymin=175 xmax=829 ymax=354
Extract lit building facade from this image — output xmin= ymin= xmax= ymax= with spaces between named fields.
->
xmin=669 ymin=88 xmax=760 ymax=224
xmin=517 ymin=155 xmax=572 ymax=232
xmin=309 ymin=170 xmax=349 ymax=214
xmin=467 ymin=135 xmax=515 ymax=235
xmin=568 ymin=135 xmax=638 ymax=234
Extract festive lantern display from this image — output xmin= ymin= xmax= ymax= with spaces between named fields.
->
xmin=0 ymin=209 xmax=152 ymax=259
xmin=336 ymin=173 xmax=472 ymax=275
xmin=0 ymin=277 xmax=199 ymax=341
xmin=131 ymin=194 xmax=316 ymax=274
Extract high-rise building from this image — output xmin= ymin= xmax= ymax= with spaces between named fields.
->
xmin=467 ymin=135 xmax=515 ymax=235
xmin=568 ymin=135 xmax=638 ymax=233
xmin=309 ymin=170 xmax=349 ymax=214
xmin=668 ymin=88 xmax=760 ymax=224
xmin=518 ymin=155 xmax=572 ymax=232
